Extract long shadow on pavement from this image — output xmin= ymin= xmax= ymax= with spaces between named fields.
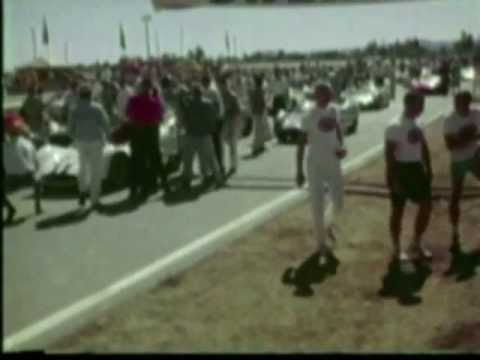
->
xmin=96 ymin=198 xmax=140 ymax=217
xmin=378 ymin=258 xmax=432 ymax=306
xmin=36 ymin=208 xmax=92 ymax=230
xmin=282 ymin=251 xmax=340 ymax=297
xmin=444 ymin=246 xmax=480 ymax=283
xmin=225 ymin=184 xmax=294 ymax=192
xmin=160 ymin=182 xmax=205 ymax=206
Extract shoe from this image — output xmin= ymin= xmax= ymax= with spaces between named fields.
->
xmin=78 ymin=192 xmax=87 ymax=207
xmin=92 ymin=202 xmax=103 ymax=212
xmin=409 ymin=243 xmax=433 ymax=261
xmin=398 ymin=251 xmax=411 ymax=262
xmin=228 ymin=167 xmax=237 ymax=177
xmin=202 ymin=176 xmax=214 ymax=188
xmin=214 ymin=178 xmax=226 ymax=189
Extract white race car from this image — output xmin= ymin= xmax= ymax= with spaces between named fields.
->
xmin=273 ymin=87 xmax=360 ymax=144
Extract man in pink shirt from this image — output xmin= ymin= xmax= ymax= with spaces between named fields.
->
xmin=127 ymin=78 xmax=170 ymax=202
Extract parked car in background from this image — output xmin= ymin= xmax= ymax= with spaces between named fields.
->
xmin=344 ymin=79 xmax=391 ymax=110
xmin=4 ymin=107 xmax=182 ymax=199
xmin=273 ymin=87 xmax=359 ymax=144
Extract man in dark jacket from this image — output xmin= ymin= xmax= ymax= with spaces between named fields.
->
xmin=181 ymin=84 xmax=224 ymax=190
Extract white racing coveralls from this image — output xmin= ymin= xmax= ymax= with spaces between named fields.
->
xmin=302 ymin=104 xmax=345 ymax=252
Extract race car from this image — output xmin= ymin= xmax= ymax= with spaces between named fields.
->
xmin=273 ymin=88 xmax=360 ymax=144
xmin=344 ymin=80 xmax=391 ymax=110
xmin=411 ymin=73 xmax=447 ymax=95
xmin=4 ymin=107 xmax=182 ymax=197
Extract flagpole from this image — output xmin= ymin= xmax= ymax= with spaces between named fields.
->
xmin=64 ymin=41 xmax=69 ymax=65
xmin=31 ymin=27 xmax=37 ymax=60
xmin=155 ymin=29 xmax=160 ymax=57
xmin=42 ymin=16 xmax=50 ymax=64
xmin=180 ymin=26 xmax=184 ymax=58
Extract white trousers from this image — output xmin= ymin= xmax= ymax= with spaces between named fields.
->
xmin=307 ymin=159 xmax=344 ymax=251
xmin=182 ymin=135 xmax=222 ymax=182
xmin=76 ymin=141 xmax=105 ymax=205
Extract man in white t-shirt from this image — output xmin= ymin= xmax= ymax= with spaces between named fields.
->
xmin=296 ymin=82 xmax=347 ymax=266
xmin=385 ymin=92 xmax=433 ymax=262
xmin=443 ymin=91 xmax=480 ymax=254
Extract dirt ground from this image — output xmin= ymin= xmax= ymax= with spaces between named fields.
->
xmin=47 ymin=120 xmax=479 ymax=353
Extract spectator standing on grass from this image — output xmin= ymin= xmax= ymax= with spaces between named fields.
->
xmin=68 ymin=85 xmax=110 ymax=210
xmin=127 ymin=78 xmax=170 ymax=203
xmin=443 ymin=91 xmax=480 ymax=255
xmin=384 ymin=92 xmax=433 ymax=262
xmin=296 ymin=83 xmax=347 ymax=267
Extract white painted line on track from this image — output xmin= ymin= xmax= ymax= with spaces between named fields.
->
xmin=3 ymin=112 xmax=444 ymax=352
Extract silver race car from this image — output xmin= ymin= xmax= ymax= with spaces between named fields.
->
xmin=273 ymin=87 xmax=360 ymax=144
xmin=344 ymin=80 xmax=391 ymax=110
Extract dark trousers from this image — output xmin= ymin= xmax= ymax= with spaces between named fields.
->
xmin=211 ymin=120 xmax=225 ymax=175
xmin=3 ymin=191 xmax=15 ymax=212
xmin=129 ymin=124 xmax=169 ymax=197
xmin=5 ymin=173 xmax=42 ymax=214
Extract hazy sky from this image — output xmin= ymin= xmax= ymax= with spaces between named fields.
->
xmin=3 ymin=0 xmax=479 ymax=70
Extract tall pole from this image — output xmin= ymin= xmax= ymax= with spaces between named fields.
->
xmin=155 ymin=29 xmax=160 ymax=57
xmin=180 ymin=26 xmax=184 ymax=58
xmin=31 ymin=27 xmax=37 ymax=60
xmin=142 ymin=14 xmax=152 ymax=59
xmin=64 ymin=42 xmax=69 ymax=65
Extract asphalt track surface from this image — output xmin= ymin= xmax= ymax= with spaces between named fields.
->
xmin=3 ymin=87 xmax=453 ymax=349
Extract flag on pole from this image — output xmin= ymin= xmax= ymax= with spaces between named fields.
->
xmin=119 ymin=23 xmax=126 ymax=51
xmin=42 ymin=16 xmax=49 ymax=45
xmin=225 ymin=31 xmax=230 ymax=54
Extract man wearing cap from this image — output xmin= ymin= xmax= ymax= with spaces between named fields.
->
xmin=296 ymin=82 xmax=347 ymax=266
xmin=68 ymin=84 xmax=110 ymax=209
xmin=385 ymin=92 xmax=433 ymax=262
xmin=443 ymin=91 xmax=480 ymax=254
